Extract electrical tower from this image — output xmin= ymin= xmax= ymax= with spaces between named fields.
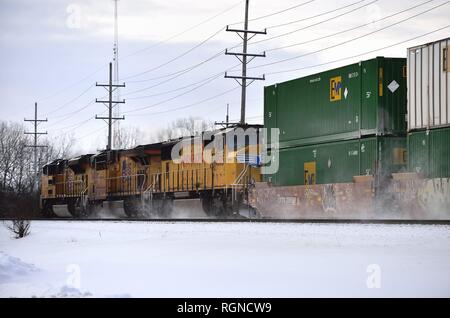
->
xmin=96 ymin=62 xmax=126 ymax=151
xmin=112 ymin=0 xmax=121 ymax=149
xmin=225 ymin=0 xmax=266 ymax=125
xmin=24 ymin=102 xmax=48 ymax=188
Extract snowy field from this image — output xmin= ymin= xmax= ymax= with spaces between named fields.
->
xmin=1 ymin=220 xmax=450 ymax=298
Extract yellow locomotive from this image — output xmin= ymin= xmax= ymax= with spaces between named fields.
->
xmin=40 ymin=125 xmax=263 ymax=218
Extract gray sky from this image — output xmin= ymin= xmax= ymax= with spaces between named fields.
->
xmin=0 ymin=0 xmax=449 ymax=152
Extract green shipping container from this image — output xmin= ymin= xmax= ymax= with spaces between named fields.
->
xmin=265 ymin=137 xmax=407 ymax=186
xmin=408 ymin=127 xmax=450 ymax=178
xmin=264 ymin=57 xmax=407 ymax=148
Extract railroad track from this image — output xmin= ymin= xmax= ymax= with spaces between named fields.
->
xmin=2 ymin=218 xmax=450 ymax=225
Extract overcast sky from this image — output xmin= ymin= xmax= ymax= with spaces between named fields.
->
xmin=0 ymin=0 xmax=449 ymax=152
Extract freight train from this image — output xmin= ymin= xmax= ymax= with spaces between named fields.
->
xmin=41 ymin=125 xmax=263 ymax=218
xmin=40 ymin=37 xmax=450 ymax=219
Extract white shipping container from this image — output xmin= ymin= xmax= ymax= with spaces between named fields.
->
xmin=407 ymin=37 xmax=450 ymax=131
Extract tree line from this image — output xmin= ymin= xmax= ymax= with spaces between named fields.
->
xmin=0 ymin=116 xmax=213 ymax=217
xmin=0 ymin=121 xmax=75 ymax=217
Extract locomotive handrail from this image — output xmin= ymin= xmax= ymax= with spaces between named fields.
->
xmin=148 ymin=166 xmax=217 ymax=193
xmin=52 ymin=180 xmax=85 ymax=186
xmin=104 ymin=173 xmax=147 ymax=196
xmin=231 ymin=164 xmax=250 ymax=214
xmin=51 ymin=179 xmax=87 ymax=198
xmin=231 ymin=164 xmax=249 ymax=187
xmin=105 ymin=173 xmax=146 ymax=180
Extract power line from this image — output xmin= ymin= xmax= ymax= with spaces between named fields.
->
xmin=66 ymin=28 xmax=449 ymax=140
xmin=265 ymin=24 xmax=450 ymax=76
xmin=127 ymin=26 xmax=449 ymax=121
xmin=126 ymin=50 xmax=226 ymax=84
xmin=44 ymin=85 xmax=95 ymax=117
xmin=266 ymin=0 xmax=437 ymax=53
xmin=126 ymin=72 xmax=224 ymax=100
xmin=266 ymin=0 xmax=368 ymax=29
xmin=77 ymin=125 xmax=108 ymax=141
xmin=123 ymin=73 xmax=223 ymax=114
xmin=37 ymin=64 xmax=107 ymax=103
xmin=228 ymin=0 xmax=316 ymax=26
xmin=50 ymin=71 xmax=228 ymax=133
xmin=128 ymin=87 xmax=240 ymax=117
xmin=122 ymin=58 xmax=240 ymax=97
xmin=34 ymin=0 xmax=372 ymax=114
xmin=48 ymin=111 xmax=103 ymax=133
xmin=35 ymin=1 xmax=447 ymax=138
xmin=124 ymin=0 xmax=319 ymax=82
xmin=122 ymin=26 xmax=225 ymax=80
xmin=46 ymin=100 xmax=96 ymax=128
xmin=118 ymin=0 xmax=377 ymax=95
xmin=121 ymin=0 xmax=244 ymax=59
xmin=121 ymin=0 xmax=379 ymax=88
xmin=122 ymin=69 xmax=218 ymax=97
xmin=36 ymin=1 xmax=243 ymax=109
xmin=249 ymin=0 xmax=380 ymax=46
xmin=249 ymin=1 xmax=449 ymax=70
xmin=113 ymin=1 xmax=445 ymax=116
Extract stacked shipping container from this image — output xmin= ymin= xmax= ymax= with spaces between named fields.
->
xmin=272 ymin=137 xmax=406 ymax=186
xmin=264 ymin=57 xmax=408 ymax=186
xmin=407 ymin=37 xmax=450 ymax=178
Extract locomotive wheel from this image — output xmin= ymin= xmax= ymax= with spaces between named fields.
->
xmin=140 ymin=197 xmax=158 ymax=217
xmin=41 ymin=201 xmax=56 ymax=218
xmin=201 ymin=193 xmax=232 ymax=218
xmin=67 ymin=199 xmax=92 ymax=218
xmin=123 ymin=198 xmax=141 ymax=218
xmin=201 ymin=195 xmax=213 ymax=215
xmin=161 ymin=199 xmax=174 ymax=218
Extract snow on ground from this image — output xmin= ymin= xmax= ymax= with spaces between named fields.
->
xmin=0 ymin=220 xmax=449 ymax=298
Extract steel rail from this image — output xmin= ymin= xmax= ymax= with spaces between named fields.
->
xmin=2 ymin=218 xmax=450 ymax=225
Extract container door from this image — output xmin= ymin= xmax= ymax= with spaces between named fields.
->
xmin=264 ymin=85 xmax=277 ymax=146
xmin=429 ymin=128 xmax=450 ymax=178
xmin=408 ymin=131 xmax=429 ymax=176
xmin=379 ymin=58 xmax=407 ymax=135
xmin=359 ymin=138 xmax=377 ymax=176
xmin=361 ymin=59 xmax=379 ymax=135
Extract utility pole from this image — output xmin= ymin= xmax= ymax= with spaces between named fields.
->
xmin=214 ymin=103 xmax=238 ymax=128
xmin=96 ymin=62 xmax=125 ymax=151
xmin=226 ymin=103 xmax=230 ymax=127
xmin=113 ymin=0 xmax=121 ymax=149
xmin=225 ymin=0 xmax=266 ymax=125
xmin=24 ymin=102 xmax=48 ymax=189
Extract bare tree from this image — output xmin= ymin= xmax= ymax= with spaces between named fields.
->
xmin=0 ymin=121 xmax=77 ymax=217
xmin=0 ymin=122 xmax=34 ymax=192
xmin=154 ymin=117 xmax=214 ymax=142
xmin=115 ymin=126 xmax=141 ymax=149
xmin=6 ymin=220 xmax=31 ymax=239
xmin=50 ymin=133 xmax=76 ymax=159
